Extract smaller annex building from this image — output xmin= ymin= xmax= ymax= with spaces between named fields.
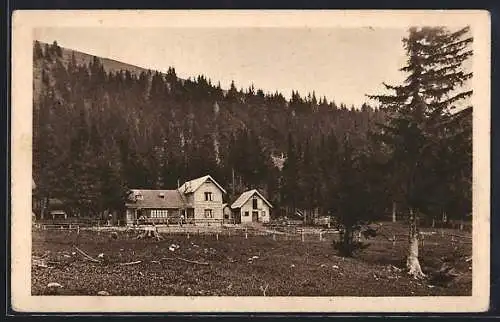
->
xmin=230 ymin=189 xmax=272 ymax=224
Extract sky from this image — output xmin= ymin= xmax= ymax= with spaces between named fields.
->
xmin=34 ymin=27 xmax=409 ymax=107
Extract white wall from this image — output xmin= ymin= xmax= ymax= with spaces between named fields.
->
xmin=239 ymin=196 xmax=270 ymax=223
xmin=192 ymin=180 xmax=224 ymax=220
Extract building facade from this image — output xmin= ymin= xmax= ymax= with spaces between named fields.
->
xmin=230 ymin=189 xmax=272 ymax=224
xmin=125 ymin=175 xmax=226 ymax=225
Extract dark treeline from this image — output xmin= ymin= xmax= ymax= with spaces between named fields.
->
xmin=33 ymin=40 xmax=470 ymax=225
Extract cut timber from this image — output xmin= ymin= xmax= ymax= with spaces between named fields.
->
xmin=119 ymin=260 xmax=142 ymax=266
xmin=74 ymin=246 xmax=101 ymax=263
xmin=161 ymin=257 xmax=209 ymax=266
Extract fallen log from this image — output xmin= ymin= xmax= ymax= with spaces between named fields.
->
xmin=74 ymin=246 xmax=101 ymax=263
xmin=33 ymin=259 xmax=49 ymax=268
xmin=161 ymin=256 xmax=209 ymax=266
xmin=119 ymin=260 xmax=142 ymax=266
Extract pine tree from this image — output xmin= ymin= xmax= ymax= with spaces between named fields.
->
xmin=281 ymin=132 xmax=299 ymax=215
xmin=368 ymin=26 xmax=472 ymax=278
xmin=34 ymin=90 xmax=65 ymax=219
xmin=333 ymin=136 xmax=370 ymax=256
xmin=33 ymin=40 xmax=44 ymax=60
xmin=51 ymin=41 xmax=63 ymax=57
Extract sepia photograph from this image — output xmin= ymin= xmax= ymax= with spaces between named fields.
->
xmin=11 ymin=10 xmax=490 ymax=312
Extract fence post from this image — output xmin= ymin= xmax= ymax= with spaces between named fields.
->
xmin=245 ymin=228 xmax=248 ymax=239
xmin=77 ymin=225 xmax=80 ymax=235
xmin=216 ymin=232 xmax=219 ymax=241
xmin=301 ymin=230 xmax=304 ymax=242
xmin=319 ymin=231 xmax=323 ymax=241
xmin=273 ymin=233 xmax=276 ymax=241
xmin=392 ymin=235 xmax=396 ymax=246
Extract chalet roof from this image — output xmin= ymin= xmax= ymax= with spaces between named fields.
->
xmin=49 ymin=198 xmax=65 ymax=207
xmin=178 ymin=175 xmax=226 ymax=195
xmin=126 ymin=189 xmax=184 ymax=209
xmin=230 ymin=189 xmax=273 ymax=209
xmin=50 ymin=210 xmax=67 ymax=215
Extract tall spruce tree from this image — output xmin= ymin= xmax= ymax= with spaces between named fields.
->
xmin=368 ymin=26 xmax=472 ymax=278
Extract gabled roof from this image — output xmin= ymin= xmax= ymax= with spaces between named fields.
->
xmin=230 ymin=189 xmax=273 ymax=209
xmin=49 ymin=198 xmax=65 ymax=207
xmin=178 ymin=175 xmax=226 ymax=195
xmin=126 ymin=189 xmax=184 ymax=209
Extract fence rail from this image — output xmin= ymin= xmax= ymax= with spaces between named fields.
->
xmin=132 ymin=218 xmax=227 ymax=226
xmin=38 ymin=223 xmax=80 ymax=233
xmin=33 ymin=222 xmax=472 ymax=246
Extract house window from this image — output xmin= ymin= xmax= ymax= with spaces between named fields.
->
xmin=204 ymin=192 xmax=213 ymax=201
xmin=151 ymin=209 xmax=168 ymax=218
xmin=204 ymin=209 xmax=213 ymax=218
xmin=244 ymin=211 xmax=249 ymax=217
xmin=252 ymin=198 xmax=258 ymax=209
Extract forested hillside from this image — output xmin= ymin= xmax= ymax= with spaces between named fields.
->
xmin=33 ymin=40 xmax=470 ymax=223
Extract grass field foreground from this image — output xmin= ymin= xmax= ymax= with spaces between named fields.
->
xmin=31 ymin=223 xmax=472 ymax=296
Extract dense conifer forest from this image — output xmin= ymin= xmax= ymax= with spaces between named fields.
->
xmin=32 ymin=37 xmax=471 ymax=225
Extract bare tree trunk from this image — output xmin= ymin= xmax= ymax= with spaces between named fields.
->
xmin=392 ymin=201 xmax=397 ymax=222
xmin=407 ymin=208 xmax=426 ymax=279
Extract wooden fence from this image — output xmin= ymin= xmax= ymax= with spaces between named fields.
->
xmin=140 ymin=218 xmax=225 ymax=226
xmin=33 ymin=222 xmax=472 ymax=246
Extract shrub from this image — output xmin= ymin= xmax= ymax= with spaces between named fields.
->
xmin=332 ymin=227 xmax=371 ymax=257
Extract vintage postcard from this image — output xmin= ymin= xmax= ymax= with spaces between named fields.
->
xmin=11 ymin=10 xmax=490 ymax=313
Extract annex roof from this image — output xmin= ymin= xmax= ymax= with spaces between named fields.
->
xmin=230 ymin=189 xmax=273 ymax=209
xmin=126 ymin=189 xmax=184 ymax=209
xmin=178 ymin=175 xmax=226 ymax=195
